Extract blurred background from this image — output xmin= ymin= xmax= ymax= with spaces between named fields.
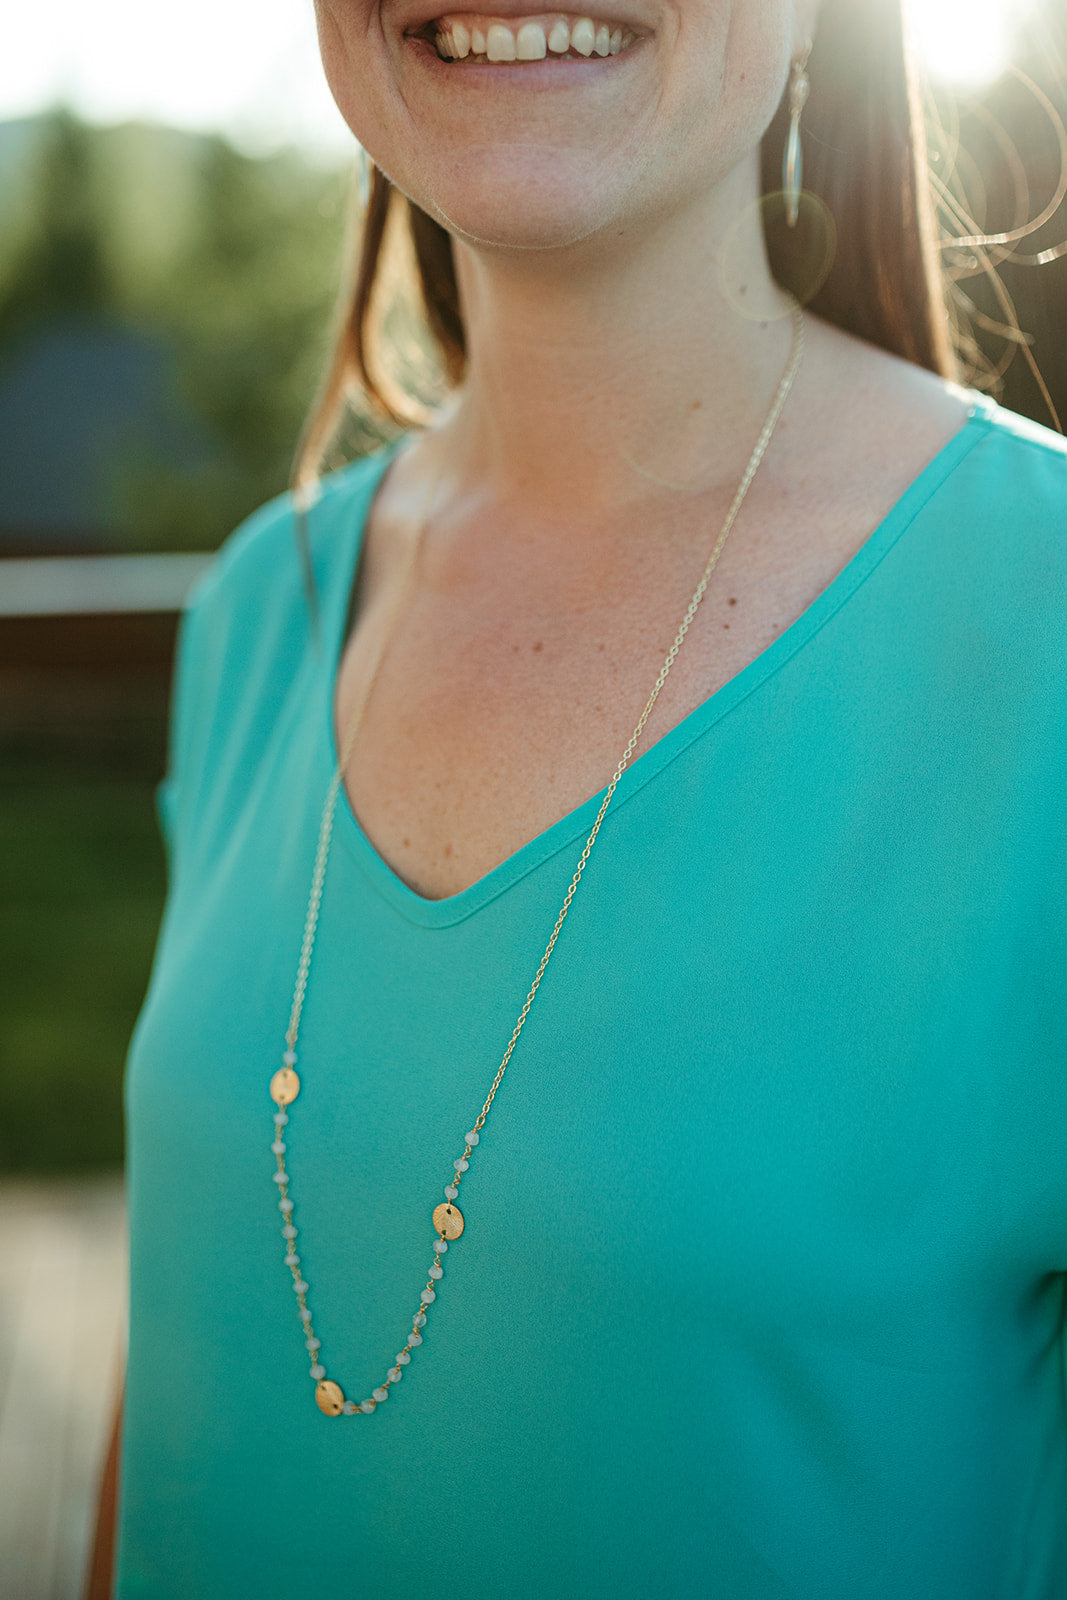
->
xmin=1 ymin=0 xmax=1066 ymax=1593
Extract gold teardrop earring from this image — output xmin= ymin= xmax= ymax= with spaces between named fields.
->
xmin=783 ymin=41 xmax=812 ymax=229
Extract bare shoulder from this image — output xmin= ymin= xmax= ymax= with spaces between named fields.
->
xmin=348 ymin=431 xmax=442 ymax=621
xmin=800 ymin=313 xmax=974 ymax=460
xmin=768 ymin=315 xmax=977 ymax=538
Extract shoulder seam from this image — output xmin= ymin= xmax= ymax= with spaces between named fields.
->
xmin=973 ymin=401 xmax=1067 ymax=464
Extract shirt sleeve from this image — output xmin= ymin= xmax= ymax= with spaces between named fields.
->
xmin=155 ymin=566 xmax=219 ymax=876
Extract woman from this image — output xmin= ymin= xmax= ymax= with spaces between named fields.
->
xmin=101 ymin=0 xmax=1067 ymax=1592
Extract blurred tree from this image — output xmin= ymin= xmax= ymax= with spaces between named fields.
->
xmin=108 ymin=132 xmax=356 ymax=548
xmin=0 ymin=111 xmax=354 ymax=551
xmin=0 ymin=111 xmax=114 ymax=345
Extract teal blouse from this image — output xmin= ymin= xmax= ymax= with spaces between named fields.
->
xmin=119 ymin=395 xmax=1067 ymax=1598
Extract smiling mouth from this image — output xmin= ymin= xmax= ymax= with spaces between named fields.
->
xmin=412 ymin=11 xmax=639 ymax=62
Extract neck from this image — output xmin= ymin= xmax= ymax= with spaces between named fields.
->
xmin=437 ymin=155 xmax=797 ymax=520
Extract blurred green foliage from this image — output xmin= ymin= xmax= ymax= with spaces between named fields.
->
xmin=0 ymin=754 xmax=164 ymax=1170
xmin=0 ymin=109 xmax=358 ymax=549
xmin=0 ymin=111 xmax=382 ymax=1171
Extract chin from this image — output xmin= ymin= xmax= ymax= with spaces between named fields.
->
xmin=393 ymin=151 xmax=643 ymax=254
xmin=436 ymin=191 xmax=616 ymax=254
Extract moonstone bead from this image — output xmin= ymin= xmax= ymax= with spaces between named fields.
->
xmin=434 ymin=1238 xmax=448 ymax=1253
xmin=285 ymin=1253 xmax=300 ymax=1267
xmin=454 ymin=1159 xmax=469 ymax=1172
xmin=310 ymin=1364 xmax=325 ymax=1380
xmin=409 ymin=1332 xmax=423 ymax=1346
xmin=279 ymin=1199 xmax=294 ymax=1213
xmin=429 ymin=1265 xmax=443 ymax=1279
xmin=272 ymin=1171 xmax=287 ymax=1185
xmin=271 ymin=1141 xmax=286 ymax=1155
xmin=421 ymin=1288 xmax=436 ymax=1303
xmin=373 ymin=1387 xmax=389 ymax=1402
xmin=293 ymin=1280 xmax=309 ymax=1294
xmin=283 ymin=1050 xmax=297 ymax=1065
xmin=465 ymin=1131 xmax=479 ymax=1145
xmin=342 ymin=1401 xmax=357 ymax=1414
xmin=360 ymin=1399 xmax=376 ymax=1413
xmin=273 ymin=1112 xmax=289 ymax=1126
xmin=414 ymin=1313 xmax=427 ymax=1328
xmin=305 ymin=1337 xmax=320 ymax=1351
xmin=445 ymin=1186 xmax=458 ymax=1200
xmin=299 ymin=1307 xmax=313 ymax=1323
xmin=388 ymin=1367 xmax=402 ymax=1382
xmin=396 ymin=1351 xmax=411 ymax=1364
xmin=282 ymin=1224 xmax=297 ymax=1239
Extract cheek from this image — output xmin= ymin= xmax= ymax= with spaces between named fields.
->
xmin=675 ymin=2 xmax=788 ymax=173
xmin=620 ymin=18 xmax=785 ymax=222
xmin=312 ymin=1 xmax=391 ymax=150
xmin=312 ymin=1 xmax=350 ymax=92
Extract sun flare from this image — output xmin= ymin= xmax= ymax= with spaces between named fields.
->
xmin=907 ymin=0 xmax=1026 ymax=87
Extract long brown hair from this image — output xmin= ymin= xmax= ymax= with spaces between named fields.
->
xmin=294 ymin=0 xmax=954 ymax=488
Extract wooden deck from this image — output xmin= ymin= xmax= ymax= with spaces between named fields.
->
xmin=0 ymin=1176 xmax=127 ymax=1600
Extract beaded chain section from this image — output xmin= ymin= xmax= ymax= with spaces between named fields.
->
xmin=269 ymin=302 xmax=806 ymax=1417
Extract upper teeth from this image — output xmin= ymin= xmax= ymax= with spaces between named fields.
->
xmin=431 ymin=13 xmax=635 ymax=60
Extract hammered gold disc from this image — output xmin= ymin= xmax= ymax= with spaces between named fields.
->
xmin=270 ymin=1067 xmax=300 ymax=1106
xmin=315 ymin=1379 xmax=345 ymax=1416
xmin=433 ymin=1202 xmax=465 ymax=1240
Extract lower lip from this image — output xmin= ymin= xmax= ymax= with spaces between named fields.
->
xmin=403 ymin=33 xmax=643 ymax=87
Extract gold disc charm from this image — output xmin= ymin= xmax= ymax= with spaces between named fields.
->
xmin=315 ymin=1379 xmax=345 ymax=1416
xmin=270 ymin=1067 xmax=300 ymax=1106
xmin=433 ymin=1202 xmax=465 ymax=1240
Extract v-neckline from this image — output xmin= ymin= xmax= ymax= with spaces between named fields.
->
xmin=321 ymin=395 xmax=996 ymax=928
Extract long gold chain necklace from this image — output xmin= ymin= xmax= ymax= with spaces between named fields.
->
xmin=269 ymin=303 xmax=805 ymax=1418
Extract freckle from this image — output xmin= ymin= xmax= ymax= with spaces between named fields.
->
xmin=402 ymin=837 xmax=410 ymax=848
xmin=533 ymin=641 xmax=543 ymax=652
xmin=722 ymin=622 xmax=730 ymax=629
xmin=728 ymin=597 xmax=737 ymax=606
xmin=512 ymin=643 xmax=519 ymax=653
xmin=444 ymin=843 xmax=453 ymax=858
xmin=691 ymin=399 xmax=702 ymax=410
xmin=597 ymin=642 xmax=605 ymax=652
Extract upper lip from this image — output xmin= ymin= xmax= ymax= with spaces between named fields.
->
xmin=401 ymin=5 xmax=649 ymax=34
